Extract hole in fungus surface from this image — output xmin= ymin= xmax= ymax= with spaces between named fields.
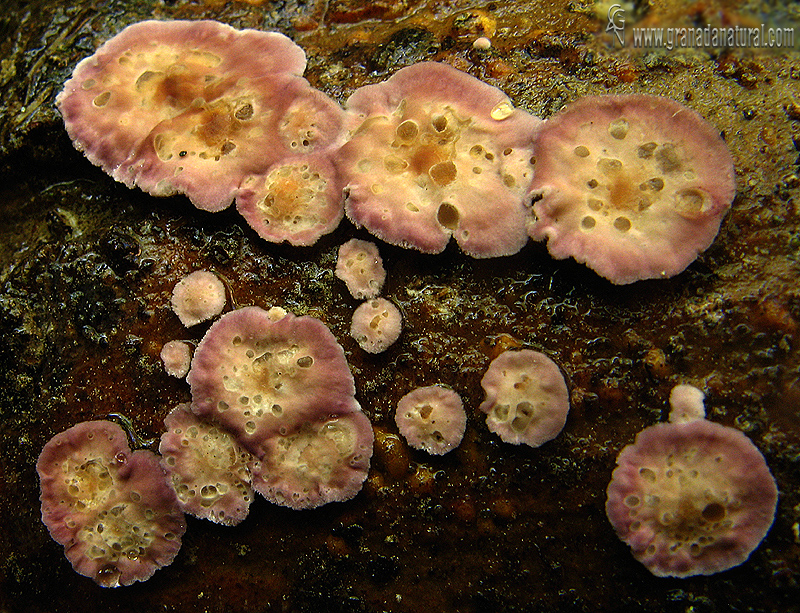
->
xmin=701 ymin=502 xmax=726 ymax=522
xmin=608 ymin=118 xmax=629 ymax=139
xmin=396 ymin=119 xmax=419 ymax=140
xmin=437 ymin=203 xmax=459 ymax=230
xmin=429 ymin=161 xmax=457 ymax=186
xmin=574 ymin=145 xmax=590 ymax=158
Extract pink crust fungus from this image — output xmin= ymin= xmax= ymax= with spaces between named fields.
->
xmin=159 ymin=404 xmax=254 ymax=525
xmin=335 ymin=238 xmax=386 ymax=300
xmin=56 ymin=19 xmax=346 ymax=225
xmin=187 ymin=306 xmax=374 ymax=509
xmin=479 ymin=349 xmax=570 ymax=447
xmin=36 ymin=420 xmax=186 ymax=587
xmin=349 ymin=298 xmax=402 ymax=353
xmin=171 ymin=270 xmax=226 ymax=327
xmin=605 ymin=385 xmax=778 ymax=577
xmin=249 ymin=409 xmax=374 ymax=509
xmin=334 ymin=62 xmax=542 ymax=258
xmin=160 ymin=340 xmax=193 ymax=378
xmin=528 ymin=94 xmax=735 ymax=284
xmin=395 ymin=385 xmax=466 ymax=455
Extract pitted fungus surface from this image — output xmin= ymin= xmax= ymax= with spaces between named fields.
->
xmin=56 ymin=20 xmax=308 ymax=212
xmin=37 ymin=421 xmax=186 ymax=587
xmin=335 ymin=62 xmax=542 ymax=258
xmin=479 ymin=349 xmax=570 ymax=447
xmin=160 ymin=340 xmax=193 ymax=378
xmin=350 ymin=298 xmax=403 ymax=353
xmin=605 ymin=414 xmax=778 ymax=577
xmin=335 ymin=238 xmax=386 ymax=300
xmin=250 ymin=410 xmax=374 ymax=509
xmin=159 ymin=404 xmax=255 ymax=525
xmin=395 ymin=385 xmax=466 ymax=455
xmin=171 ymin=270 xmax=226 ymax=327
xmin=528 ymin=94 xmax=735 ymax=284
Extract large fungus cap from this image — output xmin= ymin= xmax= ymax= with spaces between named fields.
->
xmin=334 ymin=62 xmax=542 ymax=258
xmin=171 ymin=270 xmax=226 ymax=327
xmin=56 ymin=20 xmax=310 ymax=212
xmin=250 ymin=409 xmax=374 ymax=510
xmin=335 ymin=238 xmax=386 ymax=300
xmin=187 ymin=306 xmax=358 ymax=456
xmin=479 ymin=349 xmax=570 ymax=447
xmin=349 ymin=298 xmax=402 ymax=353
xmin=605 ymin=387 xmax=778 ymax=577
xmin=395 ymin=385 xmax=466 ymax=455
xmin=528 ymin=94 xmax=735 ymax=284
xmin=37 ymin=420 xmax=186 ymax=587
xmin=159 ymin=404 xmax=255 ymax=525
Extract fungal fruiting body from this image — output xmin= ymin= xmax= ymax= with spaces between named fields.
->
xmin=395 ymin=385 xmax=466 ymax=455
xmin=528 ymin=94 xmax=735 ymax=284
xmin=335 ymin=238 xmax=386 ymax=300
xmin=57 ymin=20 xmax=347 ymax=246
xmin=335 ymin=62 xmax=542 ymax=258
xmin=160 ymin=340 xmax=193 ymax=378
xmin=605 ymin=385 xmax=778 ymax=577
xmin=349 ymin=298 xmax=403 ymax=353
xmin=187 ymin=306 xmax=373 ymax=509
xmin=171 ymin=270 xmax=227 ymax=327
xmin=479 ymin=349 xmax=570 ymax=446
xmin=37 ymin=421 xmax=186 ymax=587
xmin=159 ymin=404 xmax=255 ymax=525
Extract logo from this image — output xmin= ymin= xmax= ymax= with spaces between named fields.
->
xmin=607 ymin=3 xmax=626 ymax=46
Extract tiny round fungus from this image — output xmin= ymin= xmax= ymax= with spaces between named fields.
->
xmin=160 ymin=340 xmax=193 ymax=378
xmin=479 ymin=349 xmax=570 ymax=447
xmin=335 ymin=238 xmax=386 ymax=300
xmin=395 ymin=385 xmax=466 ymax=455
xmin=37 ymin=420 xmax=186 ymax=587
xmin=249 ymin=409 xmax=374 ymax=510
xmin=668 ymin=383 xmax=706 ymax=424
xmin=159 ymin=404 xmax=255 ymax=525
xmin=171 ymin=270 xmax=226 ymax=327
xmin=605 ymin=386 xmax=778 ymax=577
xmin=528 ymin=94 xmax=735 ymax=284
xmin=334 ymin=62 xmax=542 ymax=258
xmin=188 ymin=306 xmax=358 ymax=455
xmin=350 ymin=298 xmax=402 ymax=353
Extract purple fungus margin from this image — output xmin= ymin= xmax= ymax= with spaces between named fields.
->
xmin=528 ymin=94 xmax=735 ymax=284
xmin=605 ymin=386 xmax=778 ymax=577
xmin=335 ymin=61 xmax=542 ymax=258
xmin=36 ymin=420 xmax=186 ymax=587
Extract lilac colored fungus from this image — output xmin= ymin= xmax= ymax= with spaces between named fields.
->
xmin=395 ymin=385 xmax=466 ymax=455
xmin=349 ymin=298 xmax=402 ymax=353
xmin=528 ymin=94 xmax=735 ymax=284
xmin=606 ymin=386 xmax=778 ymax=577
xmin=334 ymin=62 xmax=542 ymax=257
xmin=187 ymin=306 xmax=373 ymax=509
xmin=171 ymin=270 xmax=226 ymax=327
xmin=160 ymin=340 xmax=193 ymax=378
xmin=37 ymin=420 xmax=186 ymax=587
xmin=159 ymin=404 xmax=254 ymax=525
xmin=55 ymin=20 xmax=324 ymax=212
xmin=479 ymin=349 xmax=570 ymax=447
xmin=249 ymin=409 xmax=374 ymax=509
xmin=335 ymin=238 xmax=386 ymax=300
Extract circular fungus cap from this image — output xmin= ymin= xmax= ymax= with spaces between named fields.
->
xmin=249 ymin=409 xmax=374 ymax=510
xmin=395 ymin=385 xmax=467 ymax=455
xmin=335 ymin=238 xmax=386 ymax=300
xmin=528 ymin=94 xmax=735 ymax=284
xmin=56 ymin=20 xmax=314 ymax=212
xmin=349 ymin=298 xmax=403 ymax=353
xmin=605 ymin=388 xmax=778 ymax=578
xmin=160 ymin=340 xmax=193 ymax=378
xmin=187 ymin=307 xmax=359 ymax=456
xmin=334 ymin=62 xmax=542 ymax=258
xmin=479 ymin=349 xmax=570 ymax=447
xmin=171 ymin=270 xmax=227 ymax=327
xmin=37 ymin=420 xmax=186 ymax=587
xmin=159 ymin=404 xmax=255 ymax=525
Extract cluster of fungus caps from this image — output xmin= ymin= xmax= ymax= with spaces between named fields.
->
xmin=58 ymin=20 xmax=736 ymax=284
xmin=57 ymin=20 xmax=347 ymax=247
xmin=606 ymin=385 xmax=778 ymax=577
